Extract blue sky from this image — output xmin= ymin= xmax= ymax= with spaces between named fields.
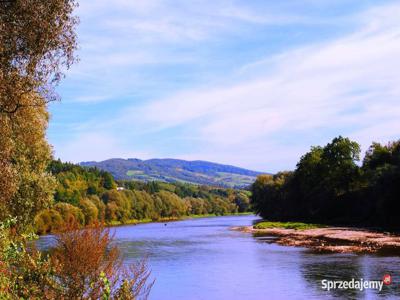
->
xmin=50 ymin=0 xmax=400 ymax=172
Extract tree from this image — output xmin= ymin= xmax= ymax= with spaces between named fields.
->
xmin=362 ymin=141 xmax=400 ymax=227
xmin=319 ymin=136 xmax=361 ymax=196
xmin=101 ymin=171 xmax=116 ymax=190
xmin=79 ymin=198 xmax=99 ymax=225
xmin=0 ymin=0 xmax=78 ymax=230
xmin=0 ymin=0 xmax=78 ymax=114
xmin=233 ymin=191 xmax=251 ymax=213
xmin=250 ymin=173 xmax=293 ymax=220
xmin=290 ymin=137 xmax=361 ymax=221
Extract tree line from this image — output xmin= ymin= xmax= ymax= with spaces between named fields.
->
xmin=34 ymin=160 xmax=251 ymax=234
xmin=251 ymin=136 xmax=400 ymax=229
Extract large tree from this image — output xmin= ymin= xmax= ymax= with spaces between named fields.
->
xmin=0 ymin=0 xmax=78 ymax=229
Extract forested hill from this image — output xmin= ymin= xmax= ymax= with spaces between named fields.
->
xmin=80 ymin=158 xmax=265 ymax=188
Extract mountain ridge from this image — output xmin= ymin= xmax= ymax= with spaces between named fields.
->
xmin=80 ymin=158 xmax=267 ymax=188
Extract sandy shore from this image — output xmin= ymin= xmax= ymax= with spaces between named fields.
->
xmin=232 ymin=226 xmax=400 ymax=253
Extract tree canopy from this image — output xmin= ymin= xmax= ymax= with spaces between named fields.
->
xmin=251 ymin=136 xmax=400 ymax=228
xmin=0 ymin=0 xmax=78 ymax=230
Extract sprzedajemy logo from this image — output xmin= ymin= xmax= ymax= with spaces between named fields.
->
xmin=321 ymin=275 xmax=393 ymax=292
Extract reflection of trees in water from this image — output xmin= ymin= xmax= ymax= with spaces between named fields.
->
xmin=300 ymin=253 xmax=400 ymax=299
xmin=359 ymin=255 xmax=400 ymax=297
xmin=300 ymin=253 xmax=363 ymax=299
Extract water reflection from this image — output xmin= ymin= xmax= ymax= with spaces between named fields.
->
xmin=299 ymin=253 xmax=400 ymax=299
xmin=38 ymin=215 xmax=400 ymax=300
xmin=300 ymin=253 xmax=364 ymax=299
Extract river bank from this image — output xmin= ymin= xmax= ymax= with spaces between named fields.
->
xmin=233 ymin=224 xmax=400 ymax=254
xmin=91 ymin=212 xmax=253 ymax=228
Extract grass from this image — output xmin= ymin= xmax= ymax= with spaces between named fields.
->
xmin=253 ymin=221 xmax=324 ymax=230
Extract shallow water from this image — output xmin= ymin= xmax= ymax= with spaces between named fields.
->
xmin=37 ymin=215 xmax=400 ymax=299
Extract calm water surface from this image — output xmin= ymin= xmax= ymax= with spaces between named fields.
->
xmin=38 ymin=215 xmax=400 ymax=299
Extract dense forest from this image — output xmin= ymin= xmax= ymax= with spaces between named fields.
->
xmin=34 ymin=160 xmax=251 ymax=234
xmin=251 ymin=136 xmax=400 ymax=229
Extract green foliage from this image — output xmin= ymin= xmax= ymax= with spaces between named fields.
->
xmin=253 ymin=221 xmax=323 ymax=230
xmin=33 ymin=161 xmax=252 ymax=234
xmin=154 ymin=191 xmax=189 ymax=217
xmin=49 ymin=159 xmax=117 ymax=205
xmin=251 ymin=137 xmax=400 ymax=228
xmin=34 ymin=209 xmax=63 ymax=235
xmin=79 ymin=198 xmax=99 ymax=225
xmin=0 ymin=218 xmax=60 ymax=299
xmin=102 ymin=190 xmax=132 ymax=222
xmin=0 ymin=0 xmax=78 ymax=232
xmin=361 ymin=141 xmax=400 ymax=227
xmin=54 ymin=202 xmax=85 ymax=225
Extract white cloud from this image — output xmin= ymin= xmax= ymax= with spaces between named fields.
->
xmin=53 ymin=1 xmax=400 ymax=172
xmin=122 ymin=2 xmax=400 ymax=170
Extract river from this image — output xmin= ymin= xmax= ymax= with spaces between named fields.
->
xmin=37 ymin=215 xmax=400 ymax=299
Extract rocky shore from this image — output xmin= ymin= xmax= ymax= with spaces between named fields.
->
xmin=232 ymin=226 xmax=400 ymax=253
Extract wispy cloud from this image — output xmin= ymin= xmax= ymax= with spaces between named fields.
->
xmin=120 ymin=2 xmax=400 ymax=170
xmin=51 ymin=1 xmax=400 ymax=171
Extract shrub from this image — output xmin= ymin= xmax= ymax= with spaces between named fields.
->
xmin=1 ymin=219 xmax=154 ymax=299
xmin=52 ymin=221 xmax=154 ymax=299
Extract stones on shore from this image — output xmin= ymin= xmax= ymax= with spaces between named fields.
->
xmin=232 ymin=226 xmax=400 ymax=254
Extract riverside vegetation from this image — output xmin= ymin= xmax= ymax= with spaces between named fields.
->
xmin=1 ymin=0 xmax=399 ymax=298
xmin=0 ymin=1 xmax=154 ymax=298
xmin=251 ymin=136 xmax=400 ymax=229
xmin=34 ymin=160 xmax=251 ymax=235
xmin=249 ymin=136 xmax=400 ymax=253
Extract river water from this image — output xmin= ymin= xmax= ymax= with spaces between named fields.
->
xmin=37 ymin=215 xmax=400 ymax=299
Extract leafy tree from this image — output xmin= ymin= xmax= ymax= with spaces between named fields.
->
xmin=362 ymin=141 xmax=400 ymax=227
xmin=35 ymin=160 xmax=253 ymax=231
xmin=102 ymin=190 xmax=131 ymax=222
xmin=251 ymin=137 xmax=400 ymax=228
xmin=250 ymin=173 xmax=293 ymax=220
xmin=54 ymin=202 xmax=85 ymax=225
xmin=88 ymin=195 xmax=106 ymax=221
xmin=102 ymin=171 xmax=117 ymax=190
xmin=34 ymin=209 xmax=63 ymax=234
xmin=79 ymin=198 xmax=99 ymax=225
xmin=0 ymin=0 xmax=78 ymax=230
xmin=233 ymin=191 xmax=251 ymax=213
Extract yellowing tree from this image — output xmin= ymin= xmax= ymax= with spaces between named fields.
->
xmin=0 ymin=0 xmax=78 ymax=230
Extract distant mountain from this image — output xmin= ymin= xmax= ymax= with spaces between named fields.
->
xmin=80 ymin=158 xmax=266 ymax=188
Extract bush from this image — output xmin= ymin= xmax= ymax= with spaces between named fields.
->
xmin=0 ymin=219 xmax=154 ymax=299
xmin=52 ymin=221 xmax=154 ymax=299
